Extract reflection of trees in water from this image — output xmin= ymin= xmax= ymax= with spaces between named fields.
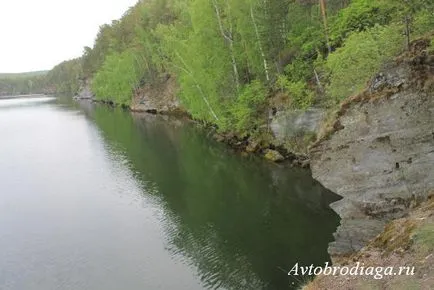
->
xmin=79 ymin=105 xmax=340 ymax=290
xmin=268 ymin=165 xmax=341 ymax=213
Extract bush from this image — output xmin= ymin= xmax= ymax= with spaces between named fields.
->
xmin=412 ymin=10 xmax=434 ymax=37
xmin=276 ymin=76 xmax=314 ymax=110
xmin=228 ymin=80 xmax=266 ymax=135
xmin=330 ymin=0 xmax=396 ymax=45
xmin=284 ymin=58 xmax=312 ymax=83
xmin=92 ymin=49 xmax=145 ymax=106
xmin=326 ymin=24 xmax=403 ymax=101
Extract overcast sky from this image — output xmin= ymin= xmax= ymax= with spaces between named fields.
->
xmin=0 ymin=0 xmax=138 ymax=73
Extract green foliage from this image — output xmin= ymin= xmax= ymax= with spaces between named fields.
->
xmin=46 ymin=59 xmax=82 ymax=94
xmin=0 ymin=72 xmax=47 ymax=96
xmin=413 ymin=223 xmax=434 ymax=255
xmin=284 ymin=58 xmax=312 ymax=83
xmin=33 ymin=0 xmax=434 ymax=136
xmin=412 ymin=9 xmax=434 ymax=37
xmin=276 ymin=76 xmax=314 ymax=110
xmin=330 ymin=0 xmax=396 ymax=45
xmin=286 ymin=3 xmax=323 ymax=56
xmin=92 ymin=49 xmax=145 ymax=106
xmin=326 ymin=24 xmax=403 ymax=101
xmin=429 ymin=38 xmax=434 ymax=53
xmin=228 ymin=80 xmax=266 ymax=134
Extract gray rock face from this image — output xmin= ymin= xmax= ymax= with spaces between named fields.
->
xmin=271 ymin=109 xmax=325 ymax=142
xmin=310 ymin=64 xmax=434 ymax=257
xmin=130 ymin=75 xmax=181 ymax=114
xmin=74 ymin=79 xmax=94 ymax=100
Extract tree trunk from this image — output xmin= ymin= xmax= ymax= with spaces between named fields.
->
xmin=313 ymin=68 xmax=324 ymax=93
xmin=212 ymin=0 xmax=240 ymax=90
xmin=320 ymin=0 xmax=332 ymax=54
xmin=404 ymin=14 xmax=412 ymax=51
xmin=250 ymin=4 xmax=270 ymax=82
xmin=174 ymin=52 xmax=220 ymax=121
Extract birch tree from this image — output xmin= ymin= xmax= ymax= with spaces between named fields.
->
xmin=212 ymin=0 xmax=240 ymax=90
xmin=320 ymin=0 xmax=332 ymax=54
xmin=250 ymin=3 xmax=270 ymax=82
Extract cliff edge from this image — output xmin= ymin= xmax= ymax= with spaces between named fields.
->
xmin=309 ymin=39 xmax=434 ymax=259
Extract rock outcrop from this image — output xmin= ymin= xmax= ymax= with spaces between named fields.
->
xmin=271 ymin=108 xmax=325 ymax=142
xmin=268 ymin=108 xmax=325 ymax=156
xmin=304 ymin=196 xmax=434 ymax=290
xmin=264 ymin=149 xmax=285 ymax=162
xmin=130 ymin=74 xmax=181 ymax=114
xmin=74 ymin=79 xmax=94 ymax=100
xmin=310 ymin=40 xmax=434 ymax=258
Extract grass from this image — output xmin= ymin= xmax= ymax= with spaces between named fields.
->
xmin=372 ymin=219 xmax=416 ymax=253
xmin=413 ymin=223 xmax=434 ymax=255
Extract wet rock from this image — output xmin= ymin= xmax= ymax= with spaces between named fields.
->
xmin=264 ymin=149 xmax=285 ymax=162
xmin=300 ymin=159 xmax=310 ymax=169
xmin=213 ymin=133 xmax=225 ymax=143
xmin=130 ymin=75 xmax=181 ymax=114
xmin=245 ymin=139 xmax=259 ymax=153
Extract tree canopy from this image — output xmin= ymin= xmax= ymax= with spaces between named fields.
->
xmin=14 ymin=0 xmax=434 ymax=135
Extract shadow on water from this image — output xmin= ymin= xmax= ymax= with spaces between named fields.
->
xmin=65 ymin=97 xmax=340 ymax=290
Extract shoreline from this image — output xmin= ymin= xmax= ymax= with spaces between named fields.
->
xmin=78 ymin=97 xmax=311 ymax=167
xmin=74 ymin=41 xmax=434 ymax=288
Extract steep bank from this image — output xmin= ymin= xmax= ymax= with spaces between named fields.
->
xmin=130 ymin=74 xmax=181 ymax=114
xmin=52 ymin=1 xmax=434 ymax=170
xmin=309 ymin=40 xmax=434 ymax=259
xmin=304 ymin=195 xmax=434 ymax=290
xmin=73 ymin=79 xmax=93 ymax=100
xmin=75 ymin=74 xmax=317 ymax=165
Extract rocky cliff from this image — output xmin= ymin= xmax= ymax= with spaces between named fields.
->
xmin=74 ymin=79 xmax=94 ymax=100
xmin=309 ymin=40 xmax=434 ymax=259
xmin=130 ymin=74 xmax=181 ymax=114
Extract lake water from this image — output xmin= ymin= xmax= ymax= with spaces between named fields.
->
xmin=0 ymin=96 xmax=340 ymax=289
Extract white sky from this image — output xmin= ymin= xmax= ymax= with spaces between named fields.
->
xmin=0 ymin=0 xmax=138 ymax=73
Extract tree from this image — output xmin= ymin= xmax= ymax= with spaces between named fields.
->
xmin=326 ymin=24 xmax=403 ymax=101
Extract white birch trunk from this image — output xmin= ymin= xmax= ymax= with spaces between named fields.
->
xmin=250 ymin=4 xmax=270 ymax=82
xmin=313 ymin=68 xmax=324 ymax=93
xmin=174 ymin=52 xmax=219 ymax=121
xmin=212 ymin=0 xmax=240 ymax=90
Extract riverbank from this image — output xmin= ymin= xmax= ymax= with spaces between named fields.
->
xmin=126 ymin=74 xmax=314 ymax=166
xmin=303 ymin=195 xmax=434 ymax=290
xmin=304 ymin=40 xmax=434 ymax=288
xmin=0 ymin=96 xmax=341 ymax=290
xmin=75 ymin=83 xmax=312 ymax=167
xmin=73 ymin=38 xmax=434 ymax=289
xmin=309 ymin=39 xmax=434 ymax=258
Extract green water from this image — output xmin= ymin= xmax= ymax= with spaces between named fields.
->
xmin=0 ymin=96 xmax=340 ymax=289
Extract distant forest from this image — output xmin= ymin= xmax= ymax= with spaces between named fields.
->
xmin=0 ymin=71 xmax=48 ymax=96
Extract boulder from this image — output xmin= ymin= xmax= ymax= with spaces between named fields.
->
xmin=264 ymin=149 xmax=285 ymax=162
xmin=270 ymin=108 xmax=325 ymax=142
